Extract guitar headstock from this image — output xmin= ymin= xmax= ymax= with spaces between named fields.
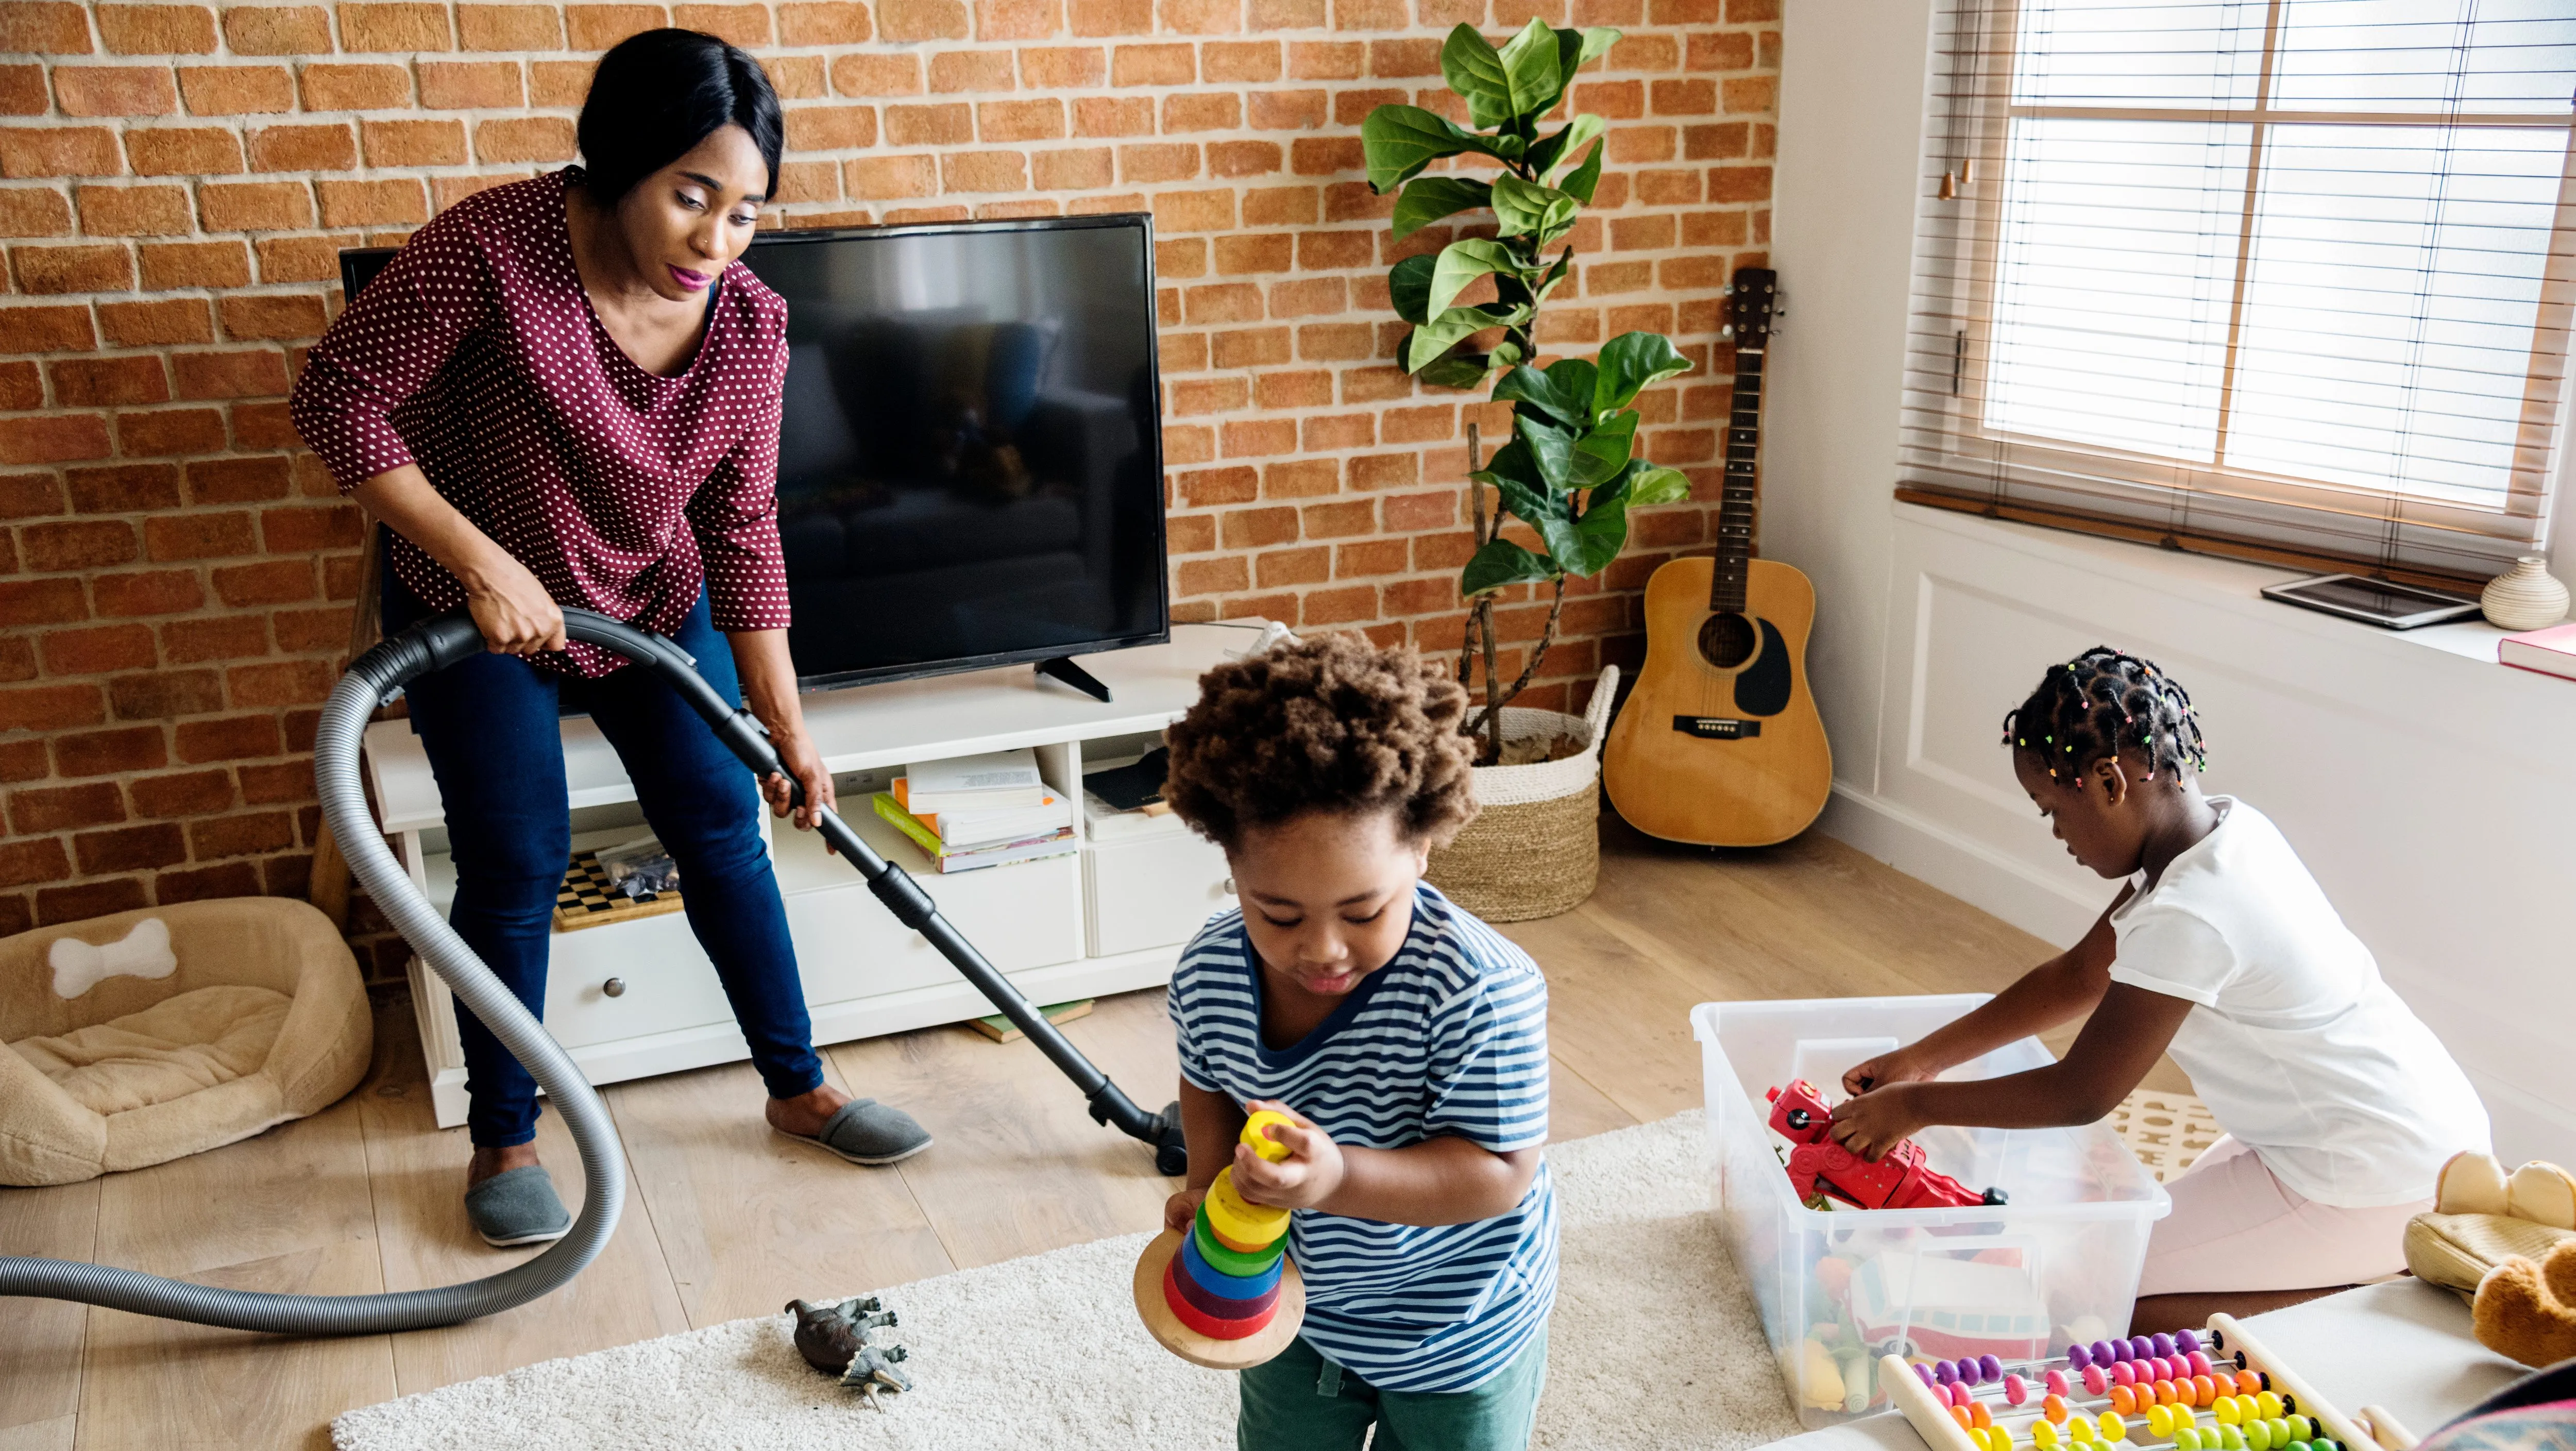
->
xmin=1722 ymin=267 xmax=1780 ymax=349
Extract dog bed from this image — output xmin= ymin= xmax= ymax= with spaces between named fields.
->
xmin=1 ymin=898 xmax=372 ymax=1186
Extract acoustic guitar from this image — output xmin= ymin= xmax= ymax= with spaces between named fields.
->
xmin=1603 ymin=269 xmax=1832 ymax=847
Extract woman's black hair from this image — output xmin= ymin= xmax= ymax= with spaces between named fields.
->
xmin=2002 ymin=646 xmax=2209 ymax=789
xmin=575 ymin=29 xmax=782 ymax=206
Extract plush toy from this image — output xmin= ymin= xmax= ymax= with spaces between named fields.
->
xmin=2474 ymin=1237 xmax=2576 ymax=1370
xmin=47 ymin=916 xmax=175 ymax=999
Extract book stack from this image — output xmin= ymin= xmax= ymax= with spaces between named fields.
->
xmin=873 ymin=748 xmax=1077 ymax=874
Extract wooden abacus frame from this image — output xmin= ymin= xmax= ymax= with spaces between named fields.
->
xmin=1883 ymin=1315 xmax=2418 ymax=1451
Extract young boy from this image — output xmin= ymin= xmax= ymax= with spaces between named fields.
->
xmin=1158 ymin=634 xmax=1555 ymax=1451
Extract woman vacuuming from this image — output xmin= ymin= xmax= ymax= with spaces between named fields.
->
xmin=289 ymin=29 xmax=930 ymax=1249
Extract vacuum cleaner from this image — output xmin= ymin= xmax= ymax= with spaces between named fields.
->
xmin=0 ymin=606 xmax=1190 ymax=1333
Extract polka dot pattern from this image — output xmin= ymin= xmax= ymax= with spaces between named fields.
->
xmin=289 ymin=166 xmax=793 ymax=678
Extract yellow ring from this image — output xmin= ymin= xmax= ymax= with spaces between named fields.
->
xmin=1241 ymin=1110 xmax=1297 ymax=1163
xmin=1205 ymin=1168 xmax=1288 ymax=1244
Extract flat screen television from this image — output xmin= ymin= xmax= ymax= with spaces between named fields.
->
xmin=339 ymin=212 xmax=1167 ymax=694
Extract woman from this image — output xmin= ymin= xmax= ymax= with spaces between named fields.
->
xmin=290 ymin=30 xmax=929 ymax=1248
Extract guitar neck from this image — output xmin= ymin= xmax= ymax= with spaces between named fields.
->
xmin=1710 ymin=346 xmax=1764 ymax=615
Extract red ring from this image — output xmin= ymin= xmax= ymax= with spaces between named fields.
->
xmin=1164 ymin=1261 xmax=1275 ymax=1340
xmin=1170 ymin=1252 xmax=1281 ymax=1321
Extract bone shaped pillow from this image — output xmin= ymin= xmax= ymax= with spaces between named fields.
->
xmin=48 ymin=917 xmax=177 ymax=1000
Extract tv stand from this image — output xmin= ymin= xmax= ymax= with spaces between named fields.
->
xmin=1035 ymin=654 xmax=1113 ymax=703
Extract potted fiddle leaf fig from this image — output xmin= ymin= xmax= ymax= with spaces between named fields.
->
xmin=1361 ymin=20 xmax=1699 ymax=921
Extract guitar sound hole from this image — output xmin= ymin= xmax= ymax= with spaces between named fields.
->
xmin=1698 ymin=612 xmax=1757 ymax=670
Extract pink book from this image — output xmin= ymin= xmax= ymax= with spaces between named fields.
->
xmin=2498 ymin=621 xmax=2576 ymax=681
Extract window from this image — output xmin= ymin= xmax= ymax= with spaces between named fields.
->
xmin=1900 ymin=0 xmax=2576 ymax=586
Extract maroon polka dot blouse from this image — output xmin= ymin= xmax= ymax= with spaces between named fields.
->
xmin=290 ymin=166 xmax=792 ymax=677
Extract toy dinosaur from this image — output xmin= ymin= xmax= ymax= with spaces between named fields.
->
xmin=841 ymin=1342 xmax=914 ymax=1410
xmin=787 ymin=1295 xmax=901 ymax=1376
xmin=1766 ymin=1079 xmax=2006 ymax=1211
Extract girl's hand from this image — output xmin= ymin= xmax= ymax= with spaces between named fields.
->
xmin=1164 ymin=1185 xmax=1208 ymax=1234
xmin=1828 ymin=1083 xmax=1928 ymax=1163
xmin=761 ymin=726 xmax=834 ymax=834
xmin=1843 ymin=1046 xmax=1937 ymax=1099
xmin=461 ymin=553 xmax=566 ymax=655
xmin=1229 ymin=1100 xmax=1344 ymax=1211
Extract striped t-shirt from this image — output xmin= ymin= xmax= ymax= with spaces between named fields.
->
xmin=1166 ymin=881 xmax=1555 ymax=1393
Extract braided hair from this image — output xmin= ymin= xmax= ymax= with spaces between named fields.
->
xmin=2002 ymin=647 xmax=2208 ymax=790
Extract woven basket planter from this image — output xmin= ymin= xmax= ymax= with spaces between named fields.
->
xmin=1426 ymin=666 xmax=1619 ymax=923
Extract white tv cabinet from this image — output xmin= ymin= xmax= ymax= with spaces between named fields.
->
xmin=363 ymin=622 xmax=1260 ymax=1129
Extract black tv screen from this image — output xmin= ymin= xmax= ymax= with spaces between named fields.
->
xmin=739 ymin=215 xmax=1167 ymax=690
xmin=340 ymin=213 xmax=1167 ymax=693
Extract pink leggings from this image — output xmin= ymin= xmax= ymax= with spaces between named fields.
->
xmin=2139 ymin=1137 xmax=2428 ymax=1297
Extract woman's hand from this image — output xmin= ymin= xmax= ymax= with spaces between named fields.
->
xmin=460 ymin=552 xmax=566 ymax=655
xmin=1163 ymin=1185 xmax=1208 ymax=1234
xmin=762 ymin=725 xmax=834 ymax=834
xmin=1228 ymin=1100 xmax=1345 ymax=1211
xmin=1828 ymin=1083 xmax=1928 ymax=1163
xmin=1842 ymin=1045 xmax=1940 ymax=1099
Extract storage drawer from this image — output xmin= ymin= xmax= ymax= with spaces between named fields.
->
xmin=781 ymin=807 xmax=1086 ymax=1008
xmin=1084 ymin=830 xmax=1234 ymax=957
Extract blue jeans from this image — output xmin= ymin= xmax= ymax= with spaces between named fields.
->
xmin=386 ymin=572 xmax=824 ymax=1147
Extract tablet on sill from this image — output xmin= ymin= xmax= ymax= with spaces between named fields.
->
xmin=2260 ymin=573 xmax=2484 ymax=630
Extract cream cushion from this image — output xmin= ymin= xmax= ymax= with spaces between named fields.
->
xmin=1 ymin=899 xmax=372 ymax=1186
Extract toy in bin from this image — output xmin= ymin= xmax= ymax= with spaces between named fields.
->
xmin=1883 ymin=1315 xmax=2416 ymax=1451
xmin=1768 ymin=1078 xmax=2006 ymax=1211
xmin=1135 ymin=1110 xmax=1307 ymax=1369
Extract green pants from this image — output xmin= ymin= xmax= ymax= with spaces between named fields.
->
xmin=1236 ymin=1323 xmax=1549 ymax=1451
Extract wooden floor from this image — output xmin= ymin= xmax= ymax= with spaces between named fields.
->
xmin=2 ymin=821 xmax=2170 ymax=1451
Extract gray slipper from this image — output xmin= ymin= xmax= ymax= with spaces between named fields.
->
xmin=465 ymin=1165 xmax=573 ymax=1247
xmin=776 ymin=1098 xmax=933 ymax=1167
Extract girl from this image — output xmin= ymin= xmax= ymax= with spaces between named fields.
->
xmin=1158 ymin=635 xmax=1555 ymax=1451
xmin=289 ymin=31 xmax=928 ymax=1248
xmin=1828 ymin=647 xmax=2489 ymax=1330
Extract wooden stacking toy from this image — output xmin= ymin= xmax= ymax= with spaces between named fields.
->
xmin=1134 ymin=1109 xmax=1307 ymax=1369
xmin=1882 ymin=1316 xmax=2422 ymax=1451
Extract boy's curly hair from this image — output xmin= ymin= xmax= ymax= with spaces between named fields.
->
xmin=1162 ymin=634 xmax=1478 ymax=851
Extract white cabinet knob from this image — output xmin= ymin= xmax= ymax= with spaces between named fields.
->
xmin=602 ymin=977 xmax=626 ymax=998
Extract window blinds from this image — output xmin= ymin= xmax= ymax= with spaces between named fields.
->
xmin=1899 ymin=0 xmax=2576 ymax=586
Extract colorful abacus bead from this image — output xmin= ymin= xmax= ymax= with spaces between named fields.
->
xmin=2044 ymin=1394 xmax=2070 ymax=1424
xmin=1980 ymin=1355 xmax=2005 ymax=1382
xmin=2005 ymin=1374 xmax=2030 ymax=1406
xmin=2176 ymin=1329 xmax=2202 ymax=1356
xmin=2046 ymin=1370 xmax=2071 ymax=1397
xmin=2035 ymin=1422 xmax=2063 ymax=1451
xmin=2082 ymin=1365 xmax=2109 ymax=1396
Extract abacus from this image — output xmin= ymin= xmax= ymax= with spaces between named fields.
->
xmin=1883 ymin=1317 xmax=2392 ymax=1451
xmin=1134 ymin=1110 xmax=1308 ymax=1369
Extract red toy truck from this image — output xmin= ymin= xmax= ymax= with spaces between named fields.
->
xmin=1766 ymin=1079 xmax=2007 ymax=1211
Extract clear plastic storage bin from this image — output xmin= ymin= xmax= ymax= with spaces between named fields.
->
xmin=1695 ymin=995 xmax=2171 ymax=1429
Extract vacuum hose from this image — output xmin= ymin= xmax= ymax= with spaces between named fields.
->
xmin=1 ymin=606 xmax=1183 ymax=1334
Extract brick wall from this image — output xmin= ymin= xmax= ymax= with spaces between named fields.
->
xmin=0 ymin=0 xmax=1776 ymax=956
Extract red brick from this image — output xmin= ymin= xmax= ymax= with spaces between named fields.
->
xmin=258 ymin=502 xmax=361 ymax=551
xmin=673 ymin=1 xmax=769 ymax=43
xmin=317 ymin=177 xmax=425 ymax=226
xmin=0 ymin=737 xmax=47 ymax=780
xmin=113 ymin=411 xmax=219 ymax=460
xmin=786 ymin=105 xmax=878 ymax=151
xmin=454 ymin=2 xmax=561 ymax=45
xmin=1221 ymin=417 xmax=1296 ymax=457
xmin=0 ymin=679 xmax=107 ymax=732
xmin=1018 ymin=46 xmax=1099 ymax=88
xmin=1028 ymin=147 xmax=1111 ymax=191
xmin=0 ymin=126 xmax=117 ymax=177
xmin=126 ymin=766 xmax=232 ymax=816
xmin=337 ymin=0 xmax=450 ymax=48
xmin=36 ymin=878 xmax=151 ymax=923
xmin=50 ymin=355 xmax=168 ymax=407
xmin=178 ymin=455 xmax=289 ymax=503
xmin=475 ymin=115 xmax=574 ymax=164
xmin=0 ymin=413 xmax=111 ymax=464
xmin=92 ymin=568 xmax=202 ymax=617
xmin=1168 ymin=377 xmax=1246 ymax=415
xmin=74 ymin=820 xmax=187 ymax=872
xmin=72 ymin=464 xmax=183 ymax=520
xmin=1208 ymin=141 xmax=1280 ymax=178
xmin=1256 ymin=545 xmax=1328 ymax=586
xmin=0 ymin=63 xmax=44 ymax=115
xmin=172 ymin=346 xmax=285 ymax=398
xmin=0 ymin=837 xmax=72 ymax=889
xmin=16 ymin=243 xmax=133 ymax=293
xmin=96 ymin=298 xmax=205 ymax=348
xmin=417 ymin=59 xmax=519 ymax=108
xmin=845 ymin=155 xmax=937 ymax=200
xmin=1111 ymin=42 xmax=1193 ymax=85
xmin=830 ymin=53 xmax=918 ymax=96
xmin=1154 ymin=188 xmax=1234 ymax=233
xmin=1066 ymin=0 xmax=1144 ymax=31
xmin=176 ymin=63 xmax=295 ymax=114
xmin=927 ymin=48 xmax=1013 ymax=92
xmin=96 ymin=4 xmax=216 ymax=53
xmin=227 ymin=657 xmax=332 ymax=705
xmin=1706 ymin=164 xmax=1769 ymax=203
xmin=1204 ymin=40 xmax=1277 ymax=81
xmin=221 ymin=4 xmax=329 ymax=50
xmin=156 ymin=858 xmax=261 ymax=901
xmin=235 ymin=758 xmax=312 ymax=802
xmin=1254 ymin=370 xmax=1332 ymax=409
xmin=23 ymin=518 xmax=138 ymax=570
xmin=1073 ymin=95 xmax=1151 ymax=138
xmin=1245 ymin=89 xmax=1324 ymax=133
xmin=1265 ymin=457 xmax=1338 ymax=497
xmin=941 ymin=150 xmax=1026 ymax=193
xmin=978 ymin=98 xmax=1062 ymax=142
xmin=54 ymin=63 xmax=177 ymax=116
xmin=780 ymin=0 xmax=869 ymax=42
xmin=0 ymin=467 xmax=60 ymax=513
xmin=876 ymin=0 xmax=965 ymax=40
xmin=1177 ymin=465 xmax=1257 ymax=507
xmin=210 ymin=559 xmax=312 ymax=604
xmin=1176 ymin=555 xmax=1247 ymax=595
xmin=160 ymin=612 xmax=267 ymax=663
xmin=1297 ymin=323 xmax=1372 ymax=361
xmin=885 ymin=102 xmax=971 ymax=146
xmin=1302 ymin=413 xmax=1374 ymax=451
xmin=0 ymin=184 xmax=71 ymax=236
xmin=189 ymin=809 xmax=295 ymax=858
xmin=2 ymin=0 xmax=94 ymax=49
xmin=9 ymin=781 xmax=126 ymax=833
xmin=174 ymin=711 xmax=278 ymax=761
xmin=1382 ymin=488 xmax=1457 ymax=531
xmin=122 ymin=126 xmax=238 ymax=180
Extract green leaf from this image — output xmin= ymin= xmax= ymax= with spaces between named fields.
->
xmin=1526 ymin=112 xmax=1603 ymax=180
xmin=1533 ymin=246 xmax=1574 ymax=306
xmin=1438 ymin=24 xmax=1514 ymax=130
xmin=1460 ymin=537 xmax=1558 ymax=597
xmin=1417 ymin=350 xmax=1493 ymax=390
xmin=1541 ymin=358 xmax=1599 ymax=417
xmin=1389 ymin=175 xmax=1493 ymax=242
xmin=1495 ymin=19 xmax=1565 ymax=124
xmin=1476 ymin=438 xmax=1544 ymax=488
xmin=1426 ymin=237 xmax=1520 ymax=319
xmin=1593 ymin=331 xmax=1694 ymax=413
xmin=1572 ymin=408 xmax=1635 ymax=486
xmin=1572 ymin=25 xmax=1620 ymax=69
xmin=1625 ymin=461 xmax=1692 ymax=506
xmin=1515 ymin=408 xmax=1577 ymax=491
xmin=1481 ymin=469 xmax=1561 ymax=529
xmin=1493 ymin=364 xmax=1584 ymax=430
xmin=1565 ymin=473 xmax=1631 ymax=576
xmin=1557 ymin=134 xmax=1605 ymax=203
xmin=1388 ymin=254 xmax=1437 ymax=325
xmin=1489 ymin=338 xmax=1526 ymax=370
xmin=1362 ymin=105 xmax=1495 ymax=192
xmin=1401 ymin=306 xmax=1511 ymax=372
xmin=1489 ymin=174 xmax=1576 ymax=240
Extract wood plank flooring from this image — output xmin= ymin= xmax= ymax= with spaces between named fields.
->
xmin=4 ymin=821 xmax=2163 ymax=1449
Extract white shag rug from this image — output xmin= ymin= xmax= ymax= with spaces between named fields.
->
xmin=333 ymin=1111 xmax=1802 ymax=1450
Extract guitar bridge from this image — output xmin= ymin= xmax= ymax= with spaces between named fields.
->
xmin=1673 ymin=716 xmax=1760 ymax=739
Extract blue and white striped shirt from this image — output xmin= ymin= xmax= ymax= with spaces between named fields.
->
xmin=1166 ymin=881 xmax=1555 ymax=1393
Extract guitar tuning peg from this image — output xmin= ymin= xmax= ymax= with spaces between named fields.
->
xmin=1720 ymin=283 xmax=1736 ymax=297
xmin=1720 ymin=323 xmax=1736 ymax=342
